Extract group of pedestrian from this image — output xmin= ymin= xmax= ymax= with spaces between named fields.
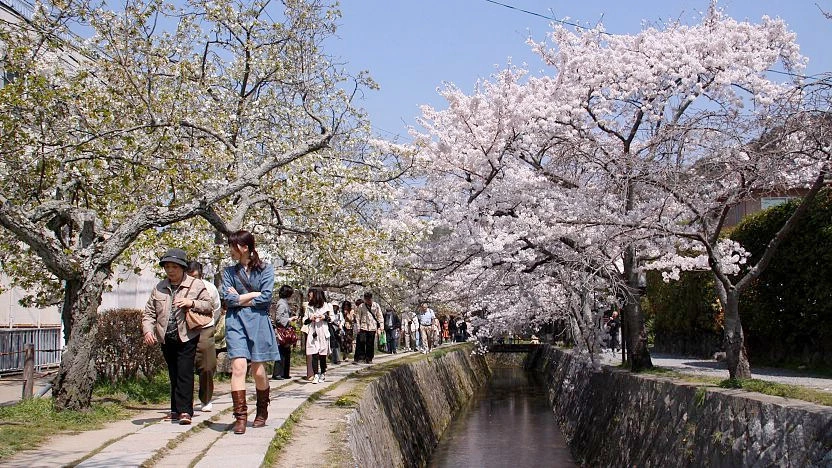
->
xmin=141 ymin=229 xmax=468 ymax=435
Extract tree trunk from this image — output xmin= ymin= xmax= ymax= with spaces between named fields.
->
xmin=53 ymin=266 xmax=110 ymax=411
xmin=579 ymin=291 xmax=601 ymax=355
xmin=623 ymin=245 xmax=652 ymax=372
xmin=61 ymin=279 xmax=81 ymax=343
xmin=723 ymin=290 xmax=751 ymax=380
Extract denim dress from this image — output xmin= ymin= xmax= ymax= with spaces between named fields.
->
xmin=220 ymin=264 xmax=280 ymax=362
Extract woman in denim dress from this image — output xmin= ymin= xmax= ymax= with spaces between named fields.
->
xmin=221 ymin=230 xmax=280 ymax=434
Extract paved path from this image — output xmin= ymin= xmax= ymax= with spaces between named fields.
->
xmin=599 ymin=351 xmax=832 ymax=392
xmin=2 ymin=351 xmax=412 ymax=468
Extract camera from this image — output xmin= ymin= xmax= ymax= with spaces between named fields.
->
xmin=312 ymin=332 xmax=318 ymax=339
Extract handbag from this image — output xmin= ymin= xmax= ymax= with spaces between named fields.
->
xmin=185 ymin=309 xmax=212 ymax=329
xmin=276 ymin=325 xmax=298 ymax=347
xmin=183 ymin=283 xmax=212 ymax=329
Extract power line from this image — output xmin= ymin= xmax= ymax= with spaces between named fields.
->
xmin=482 ymin=0 xmax=608 ymax=33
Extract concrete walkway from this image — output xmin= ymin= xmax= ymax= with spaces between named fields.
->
xmin=2 ymin=351 xmax=412 ymax=468
xmin=599 ymin=351 xmax=832 ymax=392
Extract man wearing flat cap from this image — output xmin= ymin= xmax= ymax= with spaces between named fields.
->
xmin=142 ymin=248 xmax=213 ymax=425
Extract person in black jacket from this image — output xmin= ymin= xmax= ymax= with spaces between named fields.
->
xmin=383 ymin=308 xmax=401 ymax=354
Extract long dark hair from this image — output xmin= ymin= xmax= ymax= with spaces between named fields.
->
xmin=308 ymin=287 xmax=326 ymax=309
xmin=228 ymin=230 xmax=263 ymax=271
xmin=341 ymin=300 xmax=352 ymax=313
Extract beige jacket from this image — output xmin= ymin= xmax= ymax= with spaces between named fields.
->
xmin=355 ymin=301 xmax=383 ymax=332
xmin=142 ymin=274 xmax=213 ymax=343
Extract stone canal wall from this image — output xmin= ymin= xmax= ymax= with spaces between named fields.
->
xmin=529 ymin=345 xmax=832 ymax=467
xmin=346 ymin=346 xmax=490 ymax=468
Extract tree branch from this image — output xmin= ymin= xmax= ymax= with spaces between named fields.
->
xmin=0 ymin=196 xmax=81 ymax=279
xmin=97 ymin=132 xmax=332 ymax=266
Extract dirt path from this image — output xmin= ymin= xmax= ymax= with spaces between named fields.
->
xmin=272 ymin=378 xmax=359 ymax=468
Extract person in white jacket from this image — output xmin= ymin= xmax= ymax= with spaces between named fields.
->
xmin=304 ymin=288 xmax=332 ymax=383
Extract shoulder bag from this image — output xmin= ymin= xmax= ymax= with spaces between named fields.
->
xmin=185 ymin=309 xmax=213 ymax=329
xmin=185 ymin=282 xmax=213 ymax=329
xmin=276 ymin=324 xmax=298 ymax=347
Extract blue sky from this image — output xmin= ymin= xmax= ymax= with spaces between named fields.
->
xmin=326 ymin=0 xmax=831 ymax=141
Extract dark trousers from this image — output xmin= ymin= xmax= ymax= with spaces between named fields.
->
xmin=311 ymin=354 xmax=328 ymax=374
xmin=195 ymin=326 xmax=216 ymax=405
xmin=330 ymin=331 xmax=342 ymax=364
xmin=342 ymin=328 xmax=354 ymax=354
xmin=272 ymin=345 xmax=291 ymax=378
xmin=356 ymin=330 xmax=376 ymax=363
xmin=161 ymin=335 xmax=198 ymax=416
xmin=385 ymin=329 xmax=398 ymax=354
xmin=302 ymin=332 xmax=313 ymax=378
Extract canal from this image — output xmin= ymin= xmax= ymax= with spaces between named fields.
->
xmin=428 ymin=366 xmax=576 ymax=467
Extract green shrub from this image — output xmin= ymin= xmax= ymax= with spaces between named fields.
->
xmin=730 ymin=189 xmax=832 ymax=368
xmin=642 ymin=270 xmax=722 ymax=358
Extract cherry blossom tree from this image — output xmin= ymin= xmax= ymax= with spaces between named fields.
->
xmin=397 ymin=72 xmax=631 ymax=361
xmin=0 ymin=0 xmax=386 ymax=410
xmin=407 ymin=5 xmax=818 ymax=377
xmin=642 ymin=78 xmax=831 ymax=379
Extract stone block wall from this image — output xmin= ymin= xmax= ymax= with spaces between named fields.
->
xmin=346 ymin=347 xmax=490 ymax=468
xmin=529 ymin=345 xmax=832 ymax=467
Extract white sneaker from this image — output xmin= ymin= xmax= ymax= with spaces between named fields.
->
xmin=320 ymin=373 xmax=326 ymax=382
xmin=312 ymin=374 xmax=320 ymax=384
xmin=200 ymin=401 xmax=213 ymax=412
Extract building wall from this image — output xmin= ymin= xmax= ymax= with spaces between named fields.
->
xmin=0 ymin=275 xmax=60 ymax=327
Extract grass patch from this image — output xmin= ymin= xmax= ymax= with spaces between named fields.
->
xmin=332 ymin=395 xmax=358 ymax=408
xmin=635 ymin=367 xmax=723 ymax=386
xmin=0 ymin=398 xmax=129 ymax=461
xmin=93 ymin=373 xmax=171 ymax=405
xmin=717 ymin=378 xmax=832 ymax=406
xmin=0 ymin=373 xmax=175 ymax=461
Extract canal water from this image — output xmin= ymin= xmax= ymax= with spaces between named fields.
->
xmin=428 ymin=366 xmax=576 ymax=467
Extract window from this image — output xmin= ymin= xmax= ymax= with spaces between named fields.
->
xmin=761 ymin=197 xmax=795 ymax=210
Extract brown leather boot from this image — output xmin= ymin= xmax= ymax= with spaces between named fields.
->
xmin=252 ymin=388 xmax=270 ymax=428
xmin=231 ymin=390 xmax=247 ymax=434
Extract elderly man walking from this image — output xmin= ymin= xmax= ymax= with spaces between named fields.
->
xmin=418 ymin=303 xmax=436 ymax=354
xmin=353 ymin=291 xmax=383 ymax=364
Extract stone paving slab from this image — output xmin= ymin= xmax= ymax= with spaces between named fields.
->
xmin=1 ymin=382 xmax=233 ymax=468
xmin=75 ymin=390 xmax=239 ymax=467
xmin=1 ymin=406 xmax=172 ymax=468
